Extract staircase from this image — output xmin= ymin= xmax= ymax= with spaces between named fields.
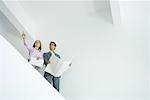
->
xmin=0 ymin=1 xmax=66 ymax=99
xmin=0 ymin=34 xmax=65 ymax=100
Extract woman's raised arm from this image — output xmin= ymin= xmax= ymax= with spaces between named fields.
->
xmin=22 ymin=31 xmax=30 ymax=51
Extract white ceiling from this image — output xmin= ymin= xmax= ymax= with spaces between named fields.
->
xmin=17 ymin=0 xmax=113 ymax=34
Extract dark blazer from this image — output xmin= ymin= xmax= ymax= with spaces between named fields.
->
xmin=43 ymin=51 xmax=61 ymax=66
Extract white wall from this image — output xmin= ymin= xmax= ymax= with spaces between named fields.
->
xmin=148 ymin=0 xmax=150 ymax=97
xmin=119 ymin=1 xmax=149 ymax=97
xmin=4 ymin=1 xmax=150 ymax=100
xmin=0 ymin=0 xmax=36 ymax=39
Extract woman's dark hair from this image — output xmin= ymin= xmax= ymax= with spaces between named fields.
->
xmin=33 ymin=40 xmax=42 ymax=51
xmin=50 ymin=41 xmax=56 ymax=47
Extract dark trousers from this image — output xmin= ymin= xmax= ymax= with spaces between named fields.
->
xmin=44 ymin=72 xmax=60 ymax=92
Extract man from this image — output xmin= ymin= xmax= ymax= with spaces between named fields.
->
xmin=43 ymin=41 xmax=61 ymax=92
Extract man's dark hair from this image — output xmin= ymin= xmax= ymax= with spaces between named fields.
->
xmin=50 ymin=41 xmax=56 ymax=47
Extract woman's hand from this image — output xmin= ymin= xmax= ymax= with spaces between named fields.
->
xmin=22 ymin=31 xmax=26 ymax=40
xmin=69 ymin=63 xmax=72 ymax=67
xmin=36 ymin=57 xmax=40 ymax=60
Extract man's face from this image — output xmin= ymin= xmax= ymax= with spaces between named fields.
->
xmin=49 ymin=43 xmax=56 ymax=51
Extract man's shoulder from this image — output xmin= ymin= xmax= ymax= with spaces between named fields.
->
xmin=43 ymin=52 xmax=51 ymax=56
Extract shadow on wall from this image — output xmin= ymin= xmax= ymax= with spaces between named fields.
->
xmin=93 ymin=0 xmax=113 ymax=24
xmin=0 ymin=10 xmax=33 ymax=59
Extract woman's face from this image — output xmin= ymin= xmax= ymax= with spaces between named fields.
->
xmin=34 ymin=40 xmax=41 ymax=48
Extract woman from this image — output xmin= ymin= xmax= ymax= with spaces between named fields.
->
xmin=22 ymin=32 xmax=43 ymax=73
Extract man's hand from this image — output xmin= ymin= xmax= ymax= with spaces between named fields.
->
xmin=47 ymin=60 xmax=51 ymax=64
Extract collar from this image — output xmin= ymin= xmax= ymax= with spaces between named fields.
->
xmin=50 ymin=50 xmax=55 ymax=54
